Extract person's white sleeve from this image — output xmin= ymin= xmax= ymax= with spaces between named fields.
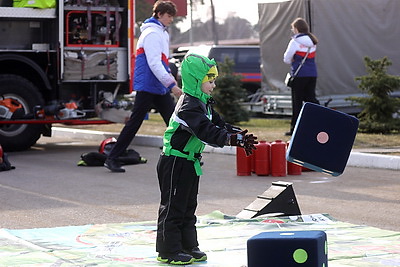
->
xmin=283 ymin=39 xmax=298 ymax=64
xmin=143 ymin=32 xmax=175 ymax=88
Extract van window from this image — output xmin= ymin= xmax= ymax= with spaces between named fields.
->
xmin=209 ymin=47 xmax=260 ymax=73
xmin=171 ymin=45 xmax=261 ymax=95
xmin=212 ymin=50 xmax=235 ymax=63
xmin=237 ymin=49 xmax=260 ymax=68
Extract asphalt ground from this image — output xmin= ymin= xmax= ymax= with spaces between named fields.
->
xmin=1 ymin=127 xmax=399 ymax=233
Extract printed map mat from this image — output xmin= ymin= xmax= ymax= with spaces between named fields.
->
xmin=1 ymin=212 xmax=399 ymax=266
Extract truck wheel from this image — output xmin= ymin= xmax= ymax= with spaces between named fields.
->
xmin=0 ymin=74 xmax=44 ymax=151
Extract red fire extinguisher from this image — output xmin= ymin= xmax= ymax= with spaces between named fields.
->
xmin=251 ymin=152 xmax=255 ymax=173
xmin=271 ymin=140 xmax=287 ymax=177
xmin=287 ymin=141 xmax=302 ymax=175
xmin=236 ymin=147 xmax=252 ymax=176
xmin=254 ymin=140 xmax=270 ymax=176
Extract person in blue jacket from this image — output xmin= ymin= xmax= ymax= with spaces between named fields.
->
xmin=283 ymin=17 xmax=320 ymax=136
xmin=105 ymin=0 xmax=182 ymax=172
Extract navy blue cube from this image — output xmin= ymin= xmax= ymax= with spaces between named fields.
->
xmin=287 ymin=102 xmax=359 ymax=176
xmin=247 ymin=230 xmax=328 ymax=267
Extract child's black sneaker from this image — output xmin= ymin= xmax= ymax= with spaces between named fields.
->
xmin=183 ymin=247 xmax=207 ymax=262
xmin=157 ymin=252 xmax=194 ymax=265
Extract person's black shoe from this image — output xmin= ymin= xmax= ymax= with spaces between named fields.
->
xmin=157 ymin=252 xmax=194 ymax=265
xmin=285 ymin=131 xmax=293 ymax=136
xmin=183 ymin=247 xmax=207 ymax=262
xmin=104 ymin=158 xmax=125 ymax=173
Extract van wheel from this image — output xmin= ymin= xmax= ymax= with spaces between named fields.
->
xmin=0 ymin=74 xmax=44 ymax=151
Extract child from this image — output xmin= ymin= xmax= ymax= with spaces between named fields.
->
xmin=156 ymin=53 xmax=258 ymax=265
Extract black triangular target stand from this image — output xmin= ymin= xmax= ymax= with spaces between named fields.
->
xmin=237 ymin=181 xmax=301 ymax=219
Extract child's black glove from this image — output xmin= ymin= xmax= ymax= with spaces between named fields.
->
xmin=229 ymin=129 xmax=258 ymax=156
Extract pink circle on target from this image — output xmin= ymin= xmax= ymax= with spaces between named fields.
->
xmin=317 ymin=132 xmax=329 ymax=144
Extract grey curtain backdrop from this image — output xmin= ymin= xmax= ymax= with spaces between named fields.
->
xmin=258 ymin=0 xmax=400 ymax=97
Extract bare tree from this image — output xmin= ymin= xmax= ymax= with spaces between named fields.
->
xmin=210 ymin=0 xmax=218 ymax=44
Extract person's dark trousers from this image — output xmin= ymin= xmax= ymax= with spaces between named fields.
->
xmin=107 ymin=91 xmax=175 ymax=160
xmin=156 ymin=154 xmax=199 ymax=254
xmin=290 ymin=77 xmax=319 ymax=132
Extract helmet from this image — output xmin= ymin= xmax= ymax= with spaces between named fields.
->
xmin=99 ymin=137 xmax=117 ymax=155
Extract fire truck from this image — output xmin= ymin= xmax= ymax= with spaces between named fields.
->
xmin=0 ymin=0 xmax=135 ymax=151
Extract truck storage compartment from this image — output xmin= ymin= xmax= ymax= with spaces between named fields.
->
xmin=0 ymin=21 xmax=45 ymax=49
xmin=63 ymin=49 xmax=127 ymax=81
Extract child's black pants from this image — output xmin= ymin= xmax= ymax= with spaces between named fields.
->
xmin=156 ymin=154 xmax=200 ymax=254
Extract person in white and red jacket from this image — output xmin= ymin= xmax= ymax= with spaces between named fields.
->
xmin=283 ymin=17 xmax=320 ymax=136
xmin=105 ymin=0 xmax=182 ymax=172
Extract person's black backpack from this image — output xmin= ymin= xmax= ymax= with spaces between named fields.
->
xmin=77 ymin=138 xmax=147 ymax=167
xmin=78 ymin=152 xmax=107 ymax=166
xmin=0 ymin=145 xmax=15 ymax=171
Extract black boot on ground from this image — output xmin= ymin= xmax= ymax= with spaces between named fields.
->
xmin=285 ymin=130 xmax=293 ymax=136
xmin=183 ymin=247 xmax=207 ymax=262
xmin=104 ymin=158 xmax=125 ymax=173
xmin=157 ymin=252 xmax=194 ymax=265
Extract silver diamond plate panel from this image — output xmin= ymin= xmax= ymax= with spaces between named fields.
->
xmin=0 ymin=7 xmax=56 ymax=18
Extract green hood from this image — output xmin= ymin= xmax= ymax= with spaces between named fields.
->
xmin=181 ymin=53 xmax=217 ymax=104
